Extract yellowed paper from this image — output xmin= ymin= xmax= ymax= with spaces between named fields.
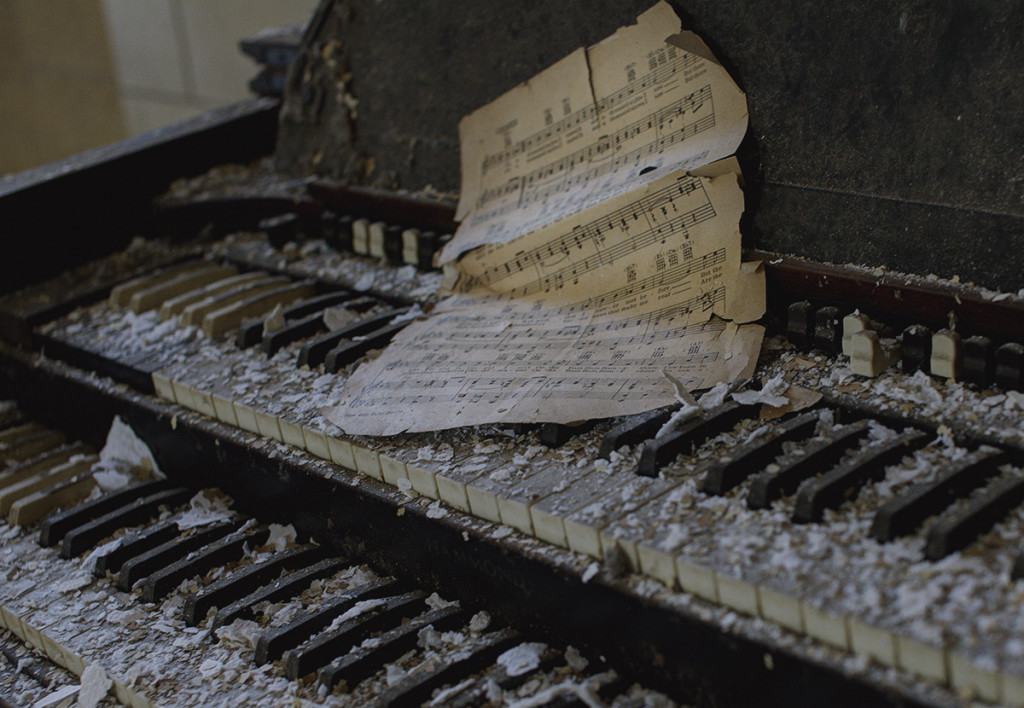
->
xmin=325 ymin=2 xmax=762 ymax=436
xmin=443 ymin=1 xmax=749 ymax=264
xmin=327 ymin=302 xmax=763 ymax=436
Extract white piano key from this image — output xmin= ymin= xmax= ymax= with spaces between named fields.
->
xmin=715 ymin=573 xmax=761 ymax=618
xmin=757 ymin=585 xmax=804 ymax=635
xmin=676 ymin=559 xmax=719 ymax=603
xmin=352 ymin=218 xmax=370 ymax=255
xmin=302 ymin=426 xmax=332 ymax=461
xmin=802 ymin=602 xmax=851 ymax=651
xmin=368 ymin=221 xmax=387 ymax=259
xmin=841 ymin=312 xmax=871 ymax=356
xmin=896 ymin=634 xmax=948 ymax=684
xmin=351 ymin=441 xmax=383 ymax=480
xmin=950 ymin=649 xmax=1001 ymax=702
xmin=159 ymin=271 xmax=268 ymax=320
xmin=848 ymin=624 xmax=897 ymax=670
xmin=931 ymin=329 xmax=963 ymax=380
xmin=328 ymin=436 xmax=357 ymax=470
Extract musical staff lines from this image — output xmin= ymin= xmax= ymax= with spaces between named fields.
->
xmin=563 ymin=248 xmax=726 ymax=314
xmin=480 ymin=51 xmax=698 ymax=175
xmin=476 ymin=85 xmax=715 ymax=211
xmin=460 ymin=176 xmax=713 ymax=295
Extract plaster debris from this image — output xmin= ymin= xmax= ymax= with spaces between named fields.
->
xmin=497 ymin=642 xmax=547 ymax=677
xmin=76 ymin=664 xmax=112 ymax=708
xmin=176 ymin=489 xmax=233 ymax=530
xmin=263 ymin=523 xmax=297 ymax=552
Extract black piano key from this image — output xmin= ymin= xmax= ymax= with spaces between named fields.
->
xmin=211 ymin=556 xmax=349 ymax=630
xmin=116 ymin=520 xmax=242 ymax=591
xmin=254 ymin=578 xmax=400 ymax=664
xmin=283 ymin=590 xmax=426 ymax=679
xmin=0 ymin=410 xmax=25 ymax=432
xmin=318 ymin=605 xmax=469 ymax=690
xmin=259 ymin=213 xmax=301 ymax=249
xmin=444 ymin=648 xmax=563 ymax=708
xmin=183 ymin=543 xmax=325 ymax=626
xmin=540 ymin=421 xmax=596 ymax=448
xmin=747 ymin=420 xmax=873 ymax=509
xmin=384 ymin=225 xmax=405 ymax=264
xmin=39 ymin=478 xmax=172 ymax=547
xmin=996 ymin=343 xmax=1024 ymax=391
xmin=702 ymin=410 xmax=822 ymax=495
xmin=139 ymin=524 xmax=271 ymax=602
xmin=59 ymin=487 xmax=192 ymax=558
xmin=323 ymin=322 xmax=409 ymax=373
xmin=92 ymin=520 xmax=180 ymax=576
xmin=375 ymin=628 xmax=521 ymax=707
xmin=417 ymin=231 xmax=438 ymax=269
xmin=336 ymin=215 xmax=355 ymax=252
xmin=901 ymin=325 xmax=932 ymax=374
xmin=261 ymin=312 xmax=325 ymax=356
xmin=320 ymin=210 xmax=338 ymax=243
xmin=813 ymin=306 xmax=842 ymax=355
xmin=282 ymin=290 xmax=359 ymax=319
xmin=962 ymin=336 xmax=994 ymax=388
xmin=786 ymin=301 xmax=815 ymax=351
xmin=637 ymin=402 xmax=750 ymax=478
xmin=598 ymin=407 xmax=676 ymax=459
xmin=869 ymin=447 xmax=1007 ymax=542
xmin=925 ymin=471 xmax=1024 ymax=560
xmin=793 ymin=429 xmax=931 ymax=523
xmin=297 ymin=308 xmax=407 ymax=368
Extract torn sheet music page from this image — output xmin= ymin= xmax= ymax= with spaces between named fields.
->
xmin=441 ymin=0 xmax=748 ymax=264
xmin=325 ymin=1 xmax=763 ymax=436
xmin=326 ymin=167 xmax=764 ymax=435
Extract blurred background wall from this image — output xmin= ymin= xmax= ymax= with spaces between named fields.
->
xmin=0 ymin=0 xmax=317 ymax=178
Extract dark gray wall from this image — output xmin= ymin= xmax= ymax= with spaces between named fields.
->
xmin=276 ymin=0 xmax=1024 ymax=291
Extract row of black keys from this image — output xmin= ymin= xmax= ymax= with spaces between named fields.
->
xmin=36 ymin=481 xmax=626 ymax=706
xmin=786 ymin=300 xmax=1024 ymax=390
xmin=597 ymin=400 xmax=1024 ymax=561
xmin=230 ymin=287 xmax=410 ymax=373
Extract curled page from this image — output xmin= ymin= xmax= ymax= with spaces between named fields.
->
xmin=326 ymin=2 xmax=763 ymax=436
xmin=442 ymin=0 xmax=749 ymax=264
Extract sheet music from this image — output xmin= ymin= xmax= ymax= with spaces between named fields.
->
xmin=325 ymin=2 xmax=764 ymax=436
xmin=442 ymin=1 xmax=748 ymax=264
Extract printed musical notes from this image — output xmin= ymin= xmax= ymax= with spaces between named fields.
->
xmin=325 ymin=2 xmax=764 ymax=436
xmin=443 ymin=1 xmax=748 ymax=264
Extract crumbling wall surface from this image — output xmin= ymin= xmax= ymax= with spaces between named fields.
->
xmin=276 ymin=0 xmax=1024 ymax=292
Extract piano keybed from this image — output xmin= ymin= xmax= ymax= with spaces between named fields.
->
xmin=0 ymin=412 xmax=677 ymax=707
xmin=6 ymin=195 xmax=1024 ymax=706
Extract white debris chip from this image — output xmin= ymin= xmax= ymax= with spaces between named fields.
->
xmin=55 ymin=572 xmax=93 ymax=594
xmin=264 ymin=523 xmax=297 ymax=552
xmin=77 ymin=664 xmax=113 ymax=708
xmin=261 ymin=303 xmax=287 ymax=334
xmin=390 ymin=303 xmax=424 ymax=324
xmin=31 ymin=684 xmax=79 ymax=708
xmin=731 ymin=373 xmax=790 ymax=408
xmin=81 ymin=537 xmax=122 ymax=573
xmin=581 ymin=562 xmax=600 ymax=584
xmin=497 ymin=642 xmax=547 ymax=677
xmin=327 ymin=598 xmax=390 ymax=630
xmin=215 ymin=619 xmax=261 ymax=649
xmin=94 ymin=415 xmax=164 ymax=490
xmin=468 ymin=611 xmax=492 ymax=632
xmin=176 ymin=489 xmax=233 ymax=530
xmin=425 ymin=592 xmax=459 ymax=611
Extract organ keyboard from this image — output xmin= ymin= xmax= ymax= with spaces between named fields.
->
xmin=2 ymin=99 xmax=1024 ymax=708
